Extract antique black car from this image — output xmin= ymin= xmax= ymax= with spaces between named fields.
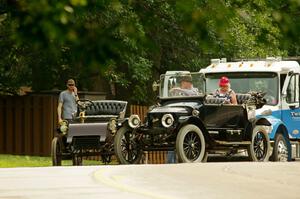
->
xmin=51 ymin=99 xmax=127 ymax=166
xmin=114 ymin=72 xmax=271 ymax=164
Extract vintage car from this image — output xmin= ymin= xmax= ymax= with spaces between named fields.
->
xmin=51 ymin=99 xmax=127 ymax=166
xmin=114 ymin=72 xmax=271 ymax=164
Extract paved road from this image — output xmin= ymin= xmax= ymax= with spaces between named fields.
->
xmin=0 ymin=162 xmax=299 ymax=199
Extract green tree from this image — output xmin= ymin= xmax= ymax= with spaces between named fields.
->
xmin=0 ymin=0 xmax=298 ymax=104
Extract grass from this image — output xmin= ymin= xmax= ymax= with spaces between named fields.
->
xmin=0 ymin=154 xmax=114 ymax=168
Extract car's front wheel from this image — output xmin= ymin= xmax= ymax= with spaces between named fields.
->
xmin=176 ymin=124 xmax=206 ymax=163
xmin=114 ymin=126 xmax=143 ymax=164
xmin=247 ymin=125 xmax=270 ymax=161
xmin=51 ymin=137 xmax=62 ymax=166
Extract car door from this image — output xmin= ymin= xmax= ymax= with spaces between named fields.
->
xmin=282 ymin=72 xmax=300 ymax=138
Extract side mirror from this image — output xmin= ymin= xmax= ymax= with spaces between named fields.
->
xmin=152 ymin=81 xmax=160 ymax=92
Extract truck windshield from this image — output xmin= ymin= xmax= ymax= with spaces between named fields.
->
xmin=160 ymin=72 xmax=205 ymax=98
xmin=206 ymin=72 xmax=279 ymax=105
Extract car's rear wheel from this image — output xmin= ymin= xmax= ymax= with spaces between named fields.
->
xmin=51 ymin=137 xmax=62 ymax=166
xmin=176 ymin=124 xmax=206 ymax=163
xmin=247 ymin=125 xmax=270 ymax=161
xmin=114 ymin=126 xmax=143 ymax=164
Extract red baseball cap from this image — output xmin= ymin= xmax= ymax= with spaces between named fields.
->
xmin=219 ymin=76 xmax=230 ymax=87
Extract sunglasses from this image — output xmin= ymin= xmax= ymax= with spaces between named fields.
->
xmin=68 ymin=84 xmax=74 ymax=86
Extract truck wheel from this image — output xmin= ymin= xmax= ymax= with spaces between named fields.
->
xmin=176 ymin=124 xmax=206 ymax=163
xmin=271 ymin=133 xmax=289 ymax=162
xmin=247 ymin=125 xmax=270 ymax=161
xmin=51 ymin=137 xmax=62 ymax=166
xmin=114 ymin=127 xmax=143 ymax=164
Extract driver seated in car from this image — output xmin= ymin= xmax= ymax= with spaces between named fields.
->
xmin=252 ymin=79 xmax=277 ymax=105
xmin=213 ymin=76 xmax=237 ymax=105
xmin=170 ymin=75 xmax=199 ymax=96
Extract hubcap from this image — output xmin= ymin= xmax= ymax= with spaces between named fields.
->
xmin=121 ymin=132 xmax=139 ymax=163
xmin=277 ymin=140 xmax=288 ymax=161
xmin=254 ymin=132 xmax=267 ymax=160
xmin=183 ymin=131 xmax=201 ymax=161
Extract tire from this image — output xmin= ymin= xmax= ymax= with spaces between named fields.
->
xmin=247 ymin=125 xmax=270 ymax=161
xmin=72 ymin=155 xmax=83 ymax=166
xmin=271 ymin=133 xmax=289 ymax=162
xmin=114 ymin=126 xmax=143 ymax=164
xmin=51 ymin=137 xmax=62 ymax=166
xmin=176 ymin=124 xmax=206 ymax=163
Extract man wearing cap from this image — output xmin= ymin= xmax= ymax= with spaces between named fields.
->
xmin=214 ymin=76 xmax=237 ymax=105
xmin=57 ymin=79 xmax=79 ymax=123
xmin=170 ymin=75 xmax=199 ymax=96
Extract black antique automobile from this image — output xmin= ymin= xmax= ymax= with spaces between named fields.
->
xmin=51 ymin=99 xmax=127 ymax=166
xmin=114 ymin=72 xmax=271 ymax=164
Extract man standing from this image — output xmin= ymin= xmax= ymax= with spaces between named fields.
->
xmin=57 ymin=79 xmax=79 ymax=123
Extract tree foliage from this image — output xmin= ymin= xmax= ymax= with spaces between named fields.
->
xmin=0 ymin=0 xmax=299 ymax=104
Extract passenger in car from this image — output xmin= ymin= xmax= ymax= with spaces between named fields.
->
xmin=213 ymin=76 xmax=237 ymax=105
xmin=169 ymin=75 xmax=199 ymax=96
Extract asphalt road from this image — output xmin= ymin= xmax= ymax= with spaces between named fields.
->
xmin=0 ymin=162 xmax=299 ymax=199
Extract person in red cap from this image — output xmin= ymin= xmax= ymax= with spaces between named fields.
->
xmin=214 ymin=76 xmax=237 ymax=104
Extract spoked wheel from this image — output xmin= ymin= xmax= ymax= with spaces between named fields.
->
xmin=247 ymin=125 xmax=270 ymax=161
xmin=51 ymin=137 xmax=62 ymax=166
xmin=176 ymin=124 xmax=206 ymax=163
xmin=72 ymin=154 xmax=83 ymax=166
xmin=271 ymin=133 xmax=289 ymax=162
xmin=114 ymin=127 xmax=143 ymax=164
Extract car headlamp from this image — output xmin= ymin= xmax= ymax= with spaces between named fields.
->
xmin=128 ymin=115 xmax=141 ymax=129
xmin=192 ymin=109 xmax=199 ymax=117
xmin=59 ymin=120 xmax=69 ymax=135
xmin=161 ymin=114 xmax=174 ymax=128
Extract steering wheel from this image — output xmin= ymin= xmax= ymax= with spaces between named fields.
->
xmin=76 ymin=99 xmax=95 ymax=110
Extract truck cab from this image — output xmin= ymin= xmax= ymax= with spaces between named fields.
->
xmin=200 ymin=57 xmax=300 ymax=161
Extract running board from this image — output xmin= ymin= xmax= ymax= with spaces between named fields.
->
xmin=215 ymin=141 xmax=251 ymax=146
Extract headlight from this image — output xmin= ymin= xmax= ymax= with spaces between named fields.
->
xmin=128 ymin=115 xmax=141 ymax=128
xmin=192 ymin=109 xmax=199 ymax=116
xmin=161 ymin=114 xmax=174 ymax=128
xmin=59 ymin=120 xmax=68 ymax=135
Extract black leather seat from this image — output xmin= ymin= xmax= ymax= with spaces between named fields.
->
xmin=85 ymin=101 xmax=127 ymax=116
xmin=204 ymin=96 xmax=226 ymax=104
xmin=236 ymin=93 xmax=251 ymax=104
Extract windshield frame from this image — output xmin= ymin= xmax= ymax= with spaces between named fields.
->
xmin=159 ymin=72 xmax=205 ymax=99
xmin=205 ymin=72 xmax=279 ymax=106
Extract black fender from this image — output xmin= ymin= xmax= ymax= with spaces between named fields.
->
xmin=253 ymin=117 xmax=272 ymax=126
xmin=177 ymin=116 xmax=213 ymax=146
xmin=248 ymin=118 xmax=272 ymax=141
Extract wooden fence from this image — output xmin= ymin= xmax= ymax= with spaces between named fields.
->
xmin=0 ymin=94 xmax=167 ymax=163
xmin=0 ymin=95 xmax=57 ymax=156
